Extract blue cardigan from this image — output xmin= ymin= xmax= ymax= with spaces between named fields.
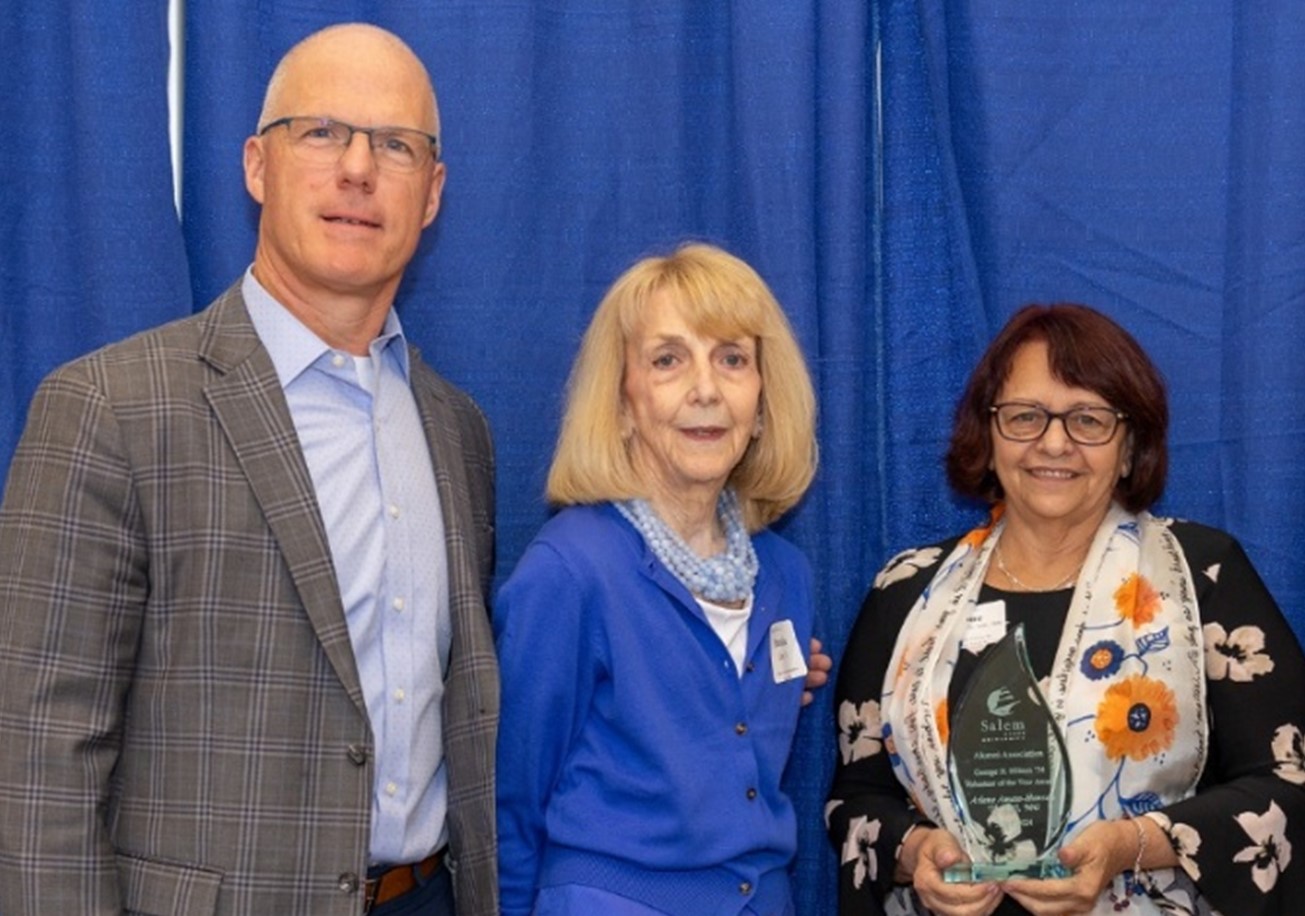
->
xmin=495 ymin=503 xmax=814 ymax=916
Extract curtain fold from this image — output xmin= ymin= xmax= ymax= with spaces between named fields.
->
xmin=0 ymin=0 xmax=191 ymax=469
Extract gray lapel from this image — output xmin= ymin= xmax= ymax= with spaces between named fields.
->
xmin=197 ymin=286 xmax=366 ymax=715
xmin=410 ymin=361 xmax=491 ymax=675
xmin=411 ymin=368 xmax=472 ymax=605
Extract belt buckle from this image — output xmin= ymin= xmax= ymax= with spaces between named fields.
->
xmin=362 ymin=877 xmax=381 ymax=913
xmin=362 ymin=850 xmax=442 ymax=913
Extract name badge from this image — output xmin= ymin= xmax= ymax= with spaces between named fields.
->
xmin=770 ymin=619 xmax=808 ymax=684
xmin=961 ymin=600 xmax=1007 ymax=655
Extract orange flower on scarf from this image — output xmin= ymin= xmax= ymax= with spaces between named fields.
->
xmin=1095 ymin=675 xmax=1179 ymax=761
xmin=935 ymin=698 xmax=950 ymax=746
xmin=960 ymin=505 xmax=1004 ymax=550
xmin=895 ymin=651 xmax=911 ymax=685
xmin=1114 ymin=573 xmax=1161 ymax=626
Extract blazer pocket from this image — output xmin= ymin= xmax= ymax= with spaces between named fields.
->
xmin=117 ymin=850 xmax=224 ymax=916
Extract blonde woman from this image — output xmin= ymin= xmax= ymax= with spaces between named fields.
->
xmin=496 ymin=244 xmax=822 ymax=915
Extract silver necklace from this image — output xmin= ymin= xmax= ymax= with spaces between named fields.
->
xmin=994 ymin=543 xmax=1079 ymax=592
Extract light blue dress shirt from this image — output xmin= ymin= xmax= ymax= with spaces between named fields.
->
xmin=243 ymin=271 xmax=451 ymax=865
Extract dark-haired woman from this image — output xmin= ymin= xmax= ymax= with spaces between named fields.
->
xmin=828 ymin=304 xmax=1305 ymax=915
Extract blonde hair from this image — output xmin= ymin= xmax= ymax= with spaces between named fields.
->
xmin=547 ymin=243 xmax=817 ymax=530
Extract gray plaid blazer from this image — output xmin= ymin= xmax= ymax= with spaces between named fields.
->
xmin=0 ymin=285 xmax=499 ymax=915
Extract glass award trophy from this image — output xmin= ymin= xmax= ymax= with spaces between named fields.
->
xmin=943 ymin=624 xmax=1072 ymax=882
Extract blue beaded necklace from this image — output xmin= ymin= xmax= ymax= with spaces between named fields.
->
xmin=616 ymin=488 xmax=758 ymax=603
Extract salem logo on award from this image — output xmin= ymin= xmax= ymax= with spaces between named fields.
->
xmin=981 ymin=686 xmax=1027 ymax=734
xmin=986 ymin=686 xmax=1019 ymax=717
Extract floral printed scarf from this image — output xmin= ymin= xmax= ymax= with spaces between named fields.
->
xmin=881 ymin=503 xmax=1209 ymax=914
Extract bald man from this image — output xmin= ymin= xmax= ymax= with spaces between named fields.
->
xmin=0 ymin=24 xmax=497 ymax=916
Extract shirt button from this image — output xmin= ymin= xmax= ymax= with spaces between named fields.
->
xmin=393 ymin=688 xmax=406 ymax=703
xmin=385 ymin=781 xmax=398 ymax=796
xmin=388 ymin=504 xmax=401 ymax=519
xmin=746 ymin=788 xmax=758 ymax=800
xmin=338 ymin=872 xmax=360 ymax=893
xmin=392 ymin=597 xmax=405 ymax=612
xmin=735 ymin=722 xmax=748 ymax=736
xmin=331 ymin=354 xmax=346 ymax=369
xmin=739 ymin=881 xmax=753 ymax=895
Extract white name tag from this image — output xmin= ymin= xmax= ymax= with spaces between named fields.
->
xmin=770 ymin=619 xmax=808 ymax=684
xmin=961 ymin=600 xmax=1007 ymax=655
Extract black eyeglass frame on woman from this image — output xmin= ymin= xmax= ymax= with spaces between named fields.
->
xmin=989 ymin=402 xmax=1128 ymax=446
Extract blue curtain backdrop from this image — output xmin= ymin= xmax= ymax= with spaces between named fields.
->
xmin=900 ymin=0 xmax=1305 ymax=614
xmin=0 ymin=0 xmax=192 ymax=468
xmin=3 ymin=2 xmax=1305 ymax=913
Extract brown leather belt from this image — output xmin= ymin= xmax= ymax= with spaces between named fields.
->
xmin=363 ymin=848 xmax=446 ymax=912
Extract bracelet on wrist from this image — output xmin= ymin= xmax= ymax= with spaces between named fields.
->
xmin=1128 ymin=815 xmax=1147 ymax=893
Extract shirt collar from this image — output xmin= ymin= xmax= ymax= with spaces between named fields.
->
xmin=241 ymin=268 xmax=411 ymax=388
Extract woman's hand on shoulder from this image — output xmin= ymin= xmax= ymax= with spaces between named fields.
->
xmin=901 ymin=826 xmax=1003 ymax=916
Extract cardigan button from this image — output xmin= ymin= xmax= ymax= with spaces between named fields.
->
xmin=735 ymin=722 xmax=748 ymax=736
xmin=746 ymin=787 xmax=758 ymax=800
xmin=347 ymin=744 xmax=368 ymax=766
xmin=337 ymin=872 xmax=360 ymax=893
xmin=739 ymin=881 xmax=753 ymax=895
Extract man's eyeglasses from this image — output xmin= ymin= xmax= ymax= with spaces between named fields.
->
xmin=258 ymin=116 xmax=440 ymax=173
xmin=989 ymin=402 xmax=1128 ymax=446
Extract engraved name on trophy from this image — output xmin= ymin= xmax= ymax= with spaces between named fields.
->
xmin=943 ymin=623 xmax=1072 ymax=882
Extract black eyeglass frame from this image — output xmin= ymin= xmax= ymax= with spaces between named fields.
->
xmin=258 ymin=116 xmax=441 ymax=169
xmin=988 ymin=402 xmax=1129 ymax=446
